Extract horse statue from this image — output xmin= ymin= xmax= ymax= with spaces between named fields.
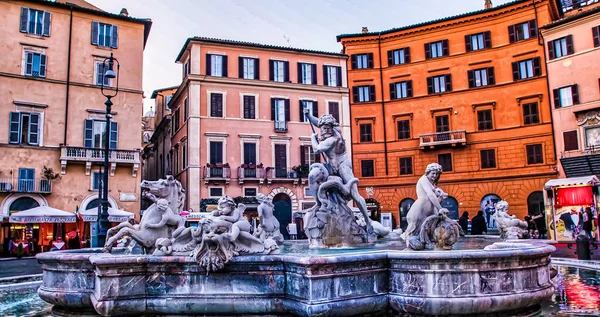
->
xmin=140 ymin=175 xmax=186 ymax=215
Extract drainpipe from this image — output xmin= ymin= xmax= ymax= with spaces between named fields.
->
xmin=63 ymin=7 xmax=73 ymax=145
xmin=533 ymin=0 xmax=559 ymax=165
xmin=377 ymin=33 xmax=389 ymax=175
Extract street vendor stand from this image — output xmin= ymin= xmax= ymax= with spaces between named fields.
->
xmin=544 ymin=176 xmax=599 ymax=243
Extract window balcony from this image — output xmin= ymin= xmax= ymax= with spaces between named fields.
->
xmin=274 ymin=121 xmax=287 ymax=133
xmin=60 ymin=146 xmax=140 ymax=177
xmin=0 ymin=177 xmax=52 ymax=194
xmin=265 ymin=168 xmax=299 ymax=186
xmin=237 ymin=166 xmax=265 ymax=185
xmin=203 ymin=165 xmax=231 ymax=186
xmin=419 ymin=130 xmax=467 ymax=149
xmin=560 ymin=146 xmax=600 ymax=178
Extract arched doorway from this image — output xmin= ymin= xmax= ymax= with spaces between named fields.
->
xmin=441 ymin=196 xmax=459 ymax=220
xmin=399 ymin=198 xmax=414 ymax=231
xmin=480 ymin=194 xmax=502 ymax=230
xmin=273 ymin=193 xmax=292 ymax=240
xmin=9 ymin=197 xmax=40 ymax=214
xmin=527 ymin=191 xmax=544 ymax=216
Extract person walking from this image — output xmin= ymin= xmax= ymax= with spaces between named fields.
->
xmin=459 ymin=211 xmax=469 ymax=234
xmin=471 ymin=210 xmax=487 ymax=235
xmin=532 ymin=211 xmax=547 ymax=239
xmin=583 ymin=207 xmax=593 ymax=240
xmin=525 ymin=215 xmax=536 ymax=237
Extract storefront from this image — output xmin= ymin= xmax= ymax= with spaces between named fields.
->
xmin=544 ymin=176 xmax=599 ymax=243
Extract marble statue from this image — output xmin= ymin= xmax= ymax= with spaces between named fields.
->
xmin=493 ymin=200 xmax=529 ymax=240
xmin=140 ymin=175 xmax=186 ymax=214
xmin=302 ymin=110 xmax=375 ymax=248
xmin=254 ymin=194 xmax=284 ymax=247
xmin=104 ymin=198 xmax=185 ymax=253
xmin=419 ymin=208 xmax=461 ymax=250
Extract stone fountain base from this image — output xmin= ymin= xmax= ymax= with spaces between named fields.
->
xmin=37 ymin=241 xmax=554 ymax=317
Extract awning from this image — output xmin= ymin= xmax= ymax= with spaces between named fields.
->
xmin=544 ymin=175 xmax=599 ymax=189
xmin=10 ymin=206 xmax=76 ymax=223
xmin=80 ymin=207 xmax=135 ymax=222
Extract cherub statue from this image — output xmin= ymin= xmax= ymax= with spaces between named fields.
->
xmin=493 ymin=200 xmax=528 ymax=239
xmin=211 ymin=195 xmax=251 ymax=241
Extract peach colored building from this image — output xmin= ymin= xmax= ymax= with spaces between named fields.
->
xmin=168 ymin=37 xmax=349 ymax=238
xmin=0 ymin=0 xmax=150 ymax=254
xmin=541 ymin=4 xmax=600 ymax=178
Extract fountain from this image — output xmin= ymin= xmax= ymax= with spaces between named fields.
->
xmin=36 ymin=113 xmax=555 ymax=316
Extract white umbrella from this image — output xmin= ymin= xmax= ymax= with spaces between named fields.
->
xmin=81 ymin=207 xmax=134 ymax=223
xmin=10 ymin=206 xmax=76 ymax=223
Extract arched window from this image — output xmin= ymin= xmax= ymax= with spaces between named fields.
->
xmin=480 ymin=194 xmax=502 ymax=230
xmin=9 ymin=197 xmax=40 ymax=214
xmin=527 ymin=191 xmax=544 ymax=215
xmin=441 ymin=196 xmax=459 ymax=220
xmin=399 ymin=198 xmax=415 ymax=231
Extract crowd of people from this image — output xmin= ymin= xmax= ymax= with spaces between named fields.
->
xmin=458 ymin=210 xmax=549 ymax=238
xmin=6 ymin=228 xmax=90 ymax=258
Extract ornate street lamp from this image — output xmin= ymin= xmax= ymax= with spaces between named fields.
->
xmin=97 ymin=53 xmax=119 ymax=247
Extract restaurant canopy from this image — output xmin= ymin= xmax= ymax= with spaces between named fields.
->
xmin=80 ymin=207 xmax=134 ymax=222
xmin=544 ymin=175 xmax=599 ymax=189
xmin=9 ymin=206 xmax=76 ymax=223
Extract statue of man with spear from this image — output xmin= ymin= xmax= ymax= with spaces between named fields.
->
xmin=304 ymin=108 xmax=373 ymax=234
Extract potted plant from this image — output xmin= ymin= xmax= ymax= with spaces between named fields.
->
xmin=41 ymin=166 xmax=60 ymax=192
xmin=223 ymin=163 xmax=230 ymax=168
xmin=206 ymin=163 xmax=213 ymax=168
xmin=241 ymin=163 xmax=249 ymax=169
xmin=257 ymin=163 xmax=263 ymax=168
xmin=290 ymin=166 xmax=299 ymax=178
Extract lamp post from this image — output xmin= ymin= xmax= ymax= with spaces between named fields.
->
xmin=97 ymin=53 xmax=119 ymax=247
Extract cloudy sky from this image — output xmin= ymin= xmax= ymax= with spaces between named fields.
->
xmin=86 ymin=0 xmax=514 ymax=112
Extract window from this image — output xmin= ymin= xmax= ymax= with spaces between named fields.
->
xmin=91 ymin=22 xmax=118 ymax=48
xmin=274 ymin=144 xmax=287 ymax=178
xmin=351 ymin=53 xmax=373 ymax=69
xmin=361 ymin=160 xmax=374 ymax=177
xmin=210 ymin=93 xmax=224 ymax=117
xmin=353 ymin=85 xmax=375 ymax=103
xmin=324 ymin=66 xmax=342 ymax=87
xmin=165 ymin=95 xmax=173 ymax=110
xmin=425 ymin=40 xmax=449 ymax=59
xmin=207 ymin=54 xmax=227 ymax=77
xmin=298 ymin=63 xmax=316 ymax=85
xmin=244 ymin=187 xmax=257 ymax=197
xmin=243 ymin=142 xmax=257 ymax=165
xmin=512 ymin=57 xmax=541 ymax=80
xmin=526 ymin=144 xmax=543 ymax=164
xmin=9 ymin=112 xmax=40 ymax=145
xmin=465 ymin=32 xmax=491 ymax=51
xmin=477 ymin=109 xmax=493 ymax=131
xmin=270 ymin=60 xmax=288 ymax=82
xmin=523 ymin=102 xmax=540 ymax=125
xmin=301 ymin=145 xmax=320 ymax=167
xmin=509 ymin=20 xmax=537 ymax=43
xmin=397 ymin=120 xmax=410 ymax=140
xmin=173 ymin=146 xmax=179 ymax=174
xmin=182 ymin=144 xmax=187 ymax=169
xmin=95 ymin=61 xmax=111 ymax=86
xmin=435 ymin=115 xmax=450 ymax=132
xmin=92 ymin=171 xmax=103 ymax=190
xmin=553 ymin=85 xmax=579 ymax=108
xmin=183 ymin=98 xmax=188 ymax=121
xmin=84 ymin=119 xmax=117 ymax=149
xmin=427 ymin=74 xmax=452 ymax=94
xmin=594 ymin=26 xmax=600 ymax=47
xmin=438 ymin=153 xmax=453 ymax=172
xmin=174 ymin=109 xmax=180 ymax=132
xmin=563 ymin=131 xmax=579 ymax=152
xmin=243 ymin=95 xmax=256 ymax=119
xmin=239 ymin=57 xmax=259 ymax=80
xmin=183 ymin=60 xmax=190 ymax=77
xmin=359 ymin=123 xmax=373 ymax=143
xmin=388 ymin=48 xmax=410 ymax=66
xmin=23 ymin=51 xmax=46 ymax=78
xmin=18 ymin=168 xmax=35 ymax=193
xmin=399 ymin=157 xmax=413 ymax=175
xmin=548 ymin=35 xmax=574 ymax=59
xmin=480 ymin=149 xmax=496 ymax=169
xmin=468 ymin=67 xmax=495 ymax=88
xmin=304 ymin=187 xmax=312 ymax=197
xmin=209 ymin=141 xmax=223 ymax=165
xmin=390 ymin=80 xmax=413 ymax=99
xmin=271 ymin=98 xmax=289 ymax=132
xmin=300 ymin=100 xmax=317 ymax=122
xmin=328 ymin=101 xmax=340 ymax=122
xmin=209 ymin=187 xmax=223 ymax=198
xmin=20 ymin=8 xmax=51 ymax=36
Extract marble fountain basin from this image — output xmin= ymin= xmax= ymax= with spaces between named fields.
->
xmin=36 ymin=238 xmax=555 ymax=316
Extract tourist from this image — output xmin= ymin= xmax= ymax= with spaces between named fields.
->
xmin=8 ymin=236 xmax=15 ymax=255
xmin=459 ymin=211 xmax=469 ymax=234
xmin=525 ymin=215 xmax=536 ymax=237
xmin=471 ymin=210 xmax=487 ymax=235
xmin=582 ymin=207 xmax=593 ymax=240
xmin=532 ymin=211 xmax=547 ymax=239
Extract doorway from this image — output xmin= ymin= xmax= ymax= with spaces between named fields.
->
xmin=273 ymin=193 xmax=292 ymax=239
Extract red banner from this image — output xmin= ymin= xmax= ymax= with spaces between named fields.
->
xmin=555 ymin=186 xmax=594 ymax=208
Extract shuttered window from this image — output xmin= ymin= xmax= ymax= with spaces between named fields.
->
xmin=477 ymin=109 xmax=493 ymax=131
xmin=270 ymin=60 xmax=289 ymax=82
xmin=425 ymin=40 xmax=449 ymax=59
xmin=553 ymin=85 xmax=580 ymax=108
xmin=399 ymin=157 xmax=413 ymax=175
xmin=548 ymin=35 xmax=574 ymax=60
xmin=359 ymin=124 xmax=373 ymax=143
xmin=361 ymin=160 xmax=374 ymax=177
xmin=95 ymin=61 xmax=111 ymax=86
xmin=20 ymin=8 xmax=51 ymax=36
xmin=91 ymin=22 xmax=118 ymax=48
xmin=563 ymin=131 xmax=579 ymax=152
xmin=210 ymin=93 xmax=223 ymax=117
xmin=480 ymin=149 xmax=496 ymax=169
xmin=526 ymin=144 xmax=544 ymax=165
xmin=523 ymin=102 xmax=540 ymax=125
xmin=351 ymin=53 xmax=374 ymax=69
xmin=300 ymin=100 xmax=318 ymax=122
xmin=239 ymin=57 xmax=259 ymax=80
xmin=243 ymin=95 xmax=256 ymax=119
xmin=9 ymin=112 xmax=40 ymax=146
xmin=465 ymin=31 xmax=491 ymax=51
xmin=397 ymin=120 xmax=410 ymax=140
xmin=427 ymin=75 xmax=452 ymax=94
xmin=468 ymin=67 xmax=495 ymax=88
xmin=390 ymin=80 xmax=413 ymax=99
xmin=328 ymin=102 xmax=340 ymax=122
xmin=83 ymin=119 xmax=117 ymax=149
xmin=298 ymin=63 xmax=317 ymax=85
xmin=24 ymin=52 xmax=46 ymax=78
xmin=388 ymin=48 xmax=410 ymax=66
xmin=323 ymin=65 xmax=342 ymax=87
xmin=508 ymin=20 xmax=537 ymax=43
xmin=352 ymin=85 xmax=376 ymax=102
xmin=438 ymin=153 xmax=453 ymax=172
xmin=511 ymin=57 xmax=541 ymax=81
xmin=206 ymin=54 xmax=228 ymax=77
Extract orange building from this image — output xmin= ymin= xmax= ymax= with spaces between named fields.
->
xmin=338 ymin=0 xmax=562 ymax=229
xmin=0 ymin=0 xmax=150 ymax=253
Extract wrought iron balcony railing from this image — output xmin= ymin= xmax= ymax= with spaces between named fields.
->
xmin=274 ymin=121 xmax=287 ymax=133
xmin=0 ymin=177 xmax=51 ymax=194
xmin=203 ymin=166 xmax=231 ymax=185
xmin=237 ymin=167 xmax=265 ymax=185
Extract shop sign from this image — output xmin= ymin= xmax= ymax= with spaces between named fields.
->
xmin=120 ymin=192 xmax=137 ymax=202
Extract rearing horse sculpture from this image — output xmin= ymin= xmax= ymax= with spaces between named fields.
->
xmin=140 ymin=175 xmax=186 ymax=215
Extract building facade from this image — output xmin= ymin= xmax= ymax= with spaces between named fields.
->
xmin=0 ymin=0 xmax=150 ymax=252
xmin=338 ymin=0 xmax=562 ymax=228
xmin=168 ymin=37 xmax=349 ymax=237
xmin=542 ymin=4 xmax=600 ymax=178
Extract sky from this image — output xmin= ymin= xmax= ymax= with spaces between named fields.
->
xmin=85 ymin=0 xmax=515 ymax=113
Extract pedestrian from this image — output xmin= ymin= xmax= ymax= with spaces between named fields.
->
xmin=459 ymin=211 xmax=469 ymax=234
xmin=532 ymin=211 xmax=547 ymax=239
xmin=471 ymin=210 xmax=487 ymax=235
xmin=67 ymin=229 xmax=81 ymax=249
xmin=8 ymin=236 xmax=15 ymax=255
xmin=583 ymin=207 xmax=593 ymax=240
xmin=525 ymin=215 xmax=536 ymax=237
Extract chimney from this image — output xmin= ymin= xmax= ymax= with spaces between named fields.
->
xmin=361 ymin=27 xmax=369 ymax=34
xmin=120 ymin=8 xmax=129 ymax=16
xmin=485 ymin=0 xmax=493 ymax=9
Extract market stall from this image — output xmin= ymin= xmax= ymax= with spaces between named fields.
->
xmin=544 ymin=176 xmax=599 ymax=243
